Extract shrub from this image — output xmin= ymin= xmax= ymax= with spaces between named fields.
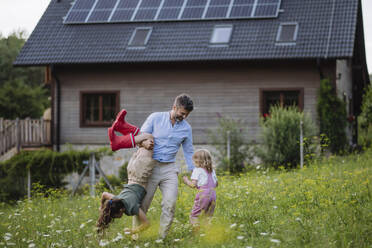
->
xmin=316 ymin=78 xmax=347 ymax=153
xmin=118 ymin=161 xmax=129 ymax=183
xmin=208 ymin=116 xmax=252 ymax=173
xmin=98 ymin=175 xmax=123 ymax=191
xmin=358 ymin=84 xmax=372 ymax=148
xmin=0 ymin=148 xmax=111 ymax=202
xmin=257 ymin=105 xmax=317 ymax=169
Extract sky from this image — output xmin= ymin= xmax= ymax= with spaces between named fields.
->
xmin=0 ymin=0 xmax=371 ymax=73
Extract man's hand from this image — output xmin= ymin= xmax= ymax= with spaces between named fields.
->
xmin=141 ymin=139 xmax=154 ymax=150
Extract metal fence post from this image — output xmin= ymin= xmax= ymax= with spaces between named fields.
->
xmin=227 ymin=130 xmax=231 ymax=171
xmin=27 ymin=167 xmax=31 ymax=199
xmin=89 ymin=153 xmax=95 ymax=197
xmin=300 ymin=120 xmax=304 ymax=169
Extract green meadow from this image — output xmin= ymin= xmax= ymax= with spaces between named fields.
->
xmin=0 ymin=149 xmax=371 ymax=248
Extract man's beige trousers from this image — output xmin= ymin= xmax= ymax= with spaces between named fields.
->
xmin=133 ymin=161 xmax=179 ymax=238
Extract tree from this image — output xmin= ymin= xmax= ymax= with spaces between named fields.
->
xmin=0 ymin=31 xmax=48 ymax=119
xmin=0 ymin=80 xmax=48 ymax=119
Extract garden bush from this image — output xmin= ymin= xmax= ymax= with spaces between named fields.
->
xmin=208 ymin=116 xmax=252 ymax=173
xmin=317 ymin=78 xmax=347 ymax=153
xmin=0 ymin=147 xmax=111 ymax=202
xmin=358 ymin=83 xmax=372 ymax=148
xmin=257 ymin=105 xmax=317 ymax=169
xmin=118 ymin=161 xmax=129 ymax=183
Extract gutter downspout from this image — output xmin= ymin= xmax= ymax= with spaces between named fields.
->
xmin=51 ymin=65 xmax=61 ymax=152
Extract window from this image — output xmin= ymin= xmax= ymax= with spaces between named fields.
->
xmin=128 ymin=27 xmax=152 ymax=47
xmin=210 ymin=25 xmax=233 ymax=44
xmin=260 ymin=89 xmax=304 ymax=116
xmin=80 ymin=91 xmax=119 ymax=127
xmin=276 ymin=23 xmax=298 ymax=44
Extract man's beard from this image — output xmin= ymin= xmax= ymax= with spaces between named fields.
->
xmin=175 ymin=115 xmax=183 ymax=122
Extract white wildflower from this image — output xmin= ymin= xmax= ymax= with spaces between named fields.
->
xmin=7 ymin=242 xmax=16 ymax=246
xmin=239 ymin=224 xmax=245 ymax=228
xmin=79 ymin=223 xmax=85 ymax=229
xmin=0 ymin=212 xmax=4 ymax=215
xmin=14 ymin=213 xmax=21 ymax=216
xmin=256 ymin=165 xmax=260 ymax=170
xmin=246 ymin=246 xmax=253 ymax=248
xmin=43 ymin=234 xmax=50 ymax=237
xmin=295 ymin=217 xmax=302 ymax=222
xmin=270 ymin=239 xmax=281 ymax=243
xmin=260 ymin=232 xmax=268 ymax=236
xmin=124 ymin=231 xmax=131 ymax=235
xmin=85 ymin=233 xmax=93 ymax=237
xmin=112 ymin=233 xmax=123 ymax=242
xmin=253 ymin=220 xmax=260 ymax=225
xmin=230 ymin=223 xmax=237 ymax=228
xmin=273 ymin=197 xmax=276 ymax=200
xmin=273 ymin=206 xmax=278 ymax=209
xmin=237 ymin=236 xmax=245 ymax=240
xmin=56 ymin=230 xmax=63 ymax=234
xmin=174 ymin=238 xmax=180 ymax=242
xmin=155 ymin=239 xmax=163 ymax=243
xmin=4 ymin=236 xmax=11 ymax=241
xmin=28 ymin=243 xmax=35 ymax=248
xmin=99 ymin=240 xmax=110 ymax=247
xmin=86 ymin=219 xmax=93 ymax=223
xmin=200 ymin=234 xmax=206 ymax=237
xmin=144 ymin=242 xmax=150 ymax=247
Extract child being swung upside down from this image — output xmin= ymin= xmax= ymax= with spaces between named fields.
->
xmin=96 ymin=110 xmax=155 ymax=234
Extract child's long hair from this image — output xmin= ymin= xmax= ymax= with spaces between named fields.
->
xmin=192 ymin=149 xmax=213 ymax=173
xmin=96 ymin=198 xmax=124 ymax=234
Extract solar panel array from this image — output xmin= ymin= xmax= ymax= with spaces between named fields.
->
xmin=64 ymin=0 xmax=281 ymax=24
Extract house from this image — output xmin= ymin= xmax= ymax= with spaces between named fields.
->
xmin=14 ymin=0 xmax=370 ymax=155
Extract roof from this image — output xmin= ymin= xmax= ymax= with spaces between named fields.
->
xmin=14 ymin=0 xmax=359 ymax=66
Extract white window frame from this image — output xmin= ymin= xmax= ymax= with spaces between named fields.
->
xmin=128 ymin=27 xmax=153 ymax=48
xmin=276 ymin=22 xmax=298 ymax=45
xmin=210 ymin=24 xmax=233 ymax=46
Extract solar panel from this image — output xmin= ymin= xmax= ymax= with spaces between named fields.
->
xmin=157 ymin=7 xmax=182 ymax=20
xmin=254 ymin=3 xmax=279 ymax=17
xmin=64 ymin=0 xmax=281 ymax=24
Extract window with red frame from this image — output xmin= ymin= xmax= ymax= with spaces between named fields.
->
xmin=261 ymin=89 xmax=303 ymax=117
xmin=80 ymin=91 xmax=119 ymax=127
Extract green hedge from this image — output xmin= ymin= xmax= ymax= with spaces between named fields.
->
xmin=0 ymin=148 xmax=110 ymax=202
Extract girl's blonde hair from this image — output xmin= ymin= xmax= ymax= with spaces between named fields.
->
xmin=192 ymin=149 xmax=213 ymax=173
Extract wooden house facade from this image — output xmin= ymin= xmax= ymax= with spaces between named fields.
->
xmin=14 ymin=0 xmax=370 ymax=150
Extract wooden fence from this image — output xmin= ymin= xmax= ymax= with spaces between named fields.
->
xmin=0 ymin=118 xmax=51 ymax=156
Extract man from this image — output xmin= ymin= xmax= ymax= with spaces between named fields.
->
xmin=133 ymin=93 xmax=195 ymax=239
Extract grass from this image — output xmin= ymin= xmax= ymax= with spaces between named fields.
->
xmin=0 ymin=149 xmax=371 ymax=247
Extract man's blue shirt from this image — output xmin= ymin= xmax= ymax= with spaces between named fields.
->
xmin=141 ymin=111 xmax=195 ymax=171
